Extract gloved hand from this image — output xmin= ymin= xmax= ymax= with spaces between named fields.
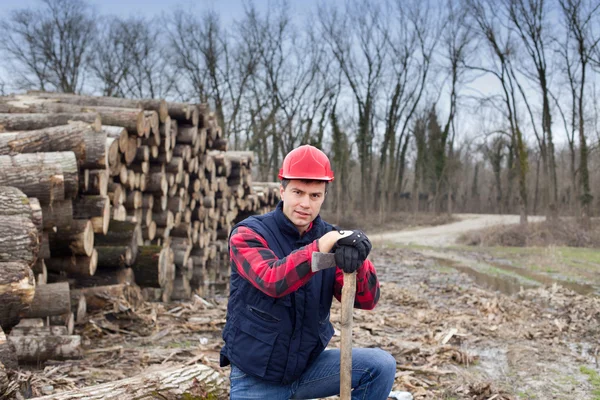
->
xmin=336 ymin=230 xmax=372 ymax=259
xmin=335 ymin=245 xmax=365 ymax=274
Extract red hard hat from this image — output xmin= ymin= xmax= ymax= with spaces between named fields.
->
xmin=278 ymin=145 xmax=334 ymax=182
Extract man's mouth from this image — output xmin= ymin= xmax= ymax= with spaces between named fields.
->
xmin=295 ymin=211 xmax=310 ymax=218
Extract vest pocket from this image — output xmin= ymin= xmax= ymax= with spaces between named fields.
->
xmin=231 ymin=317 xmax=279 ymax=378
xmin=247 ymin=305 xmax=281 ymax=323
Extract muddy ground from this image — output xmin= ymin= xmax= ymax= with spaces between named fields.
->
xmin=5 ymin=214 xmax=600 ymax=400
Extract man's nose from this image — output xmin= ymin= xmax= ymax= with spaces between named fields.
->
xmin=299 ymin=194 xmax=310 ymax=208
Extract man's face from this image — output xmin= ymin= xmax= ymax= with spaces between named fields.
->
xmin=280 ymin=180 xmax=327 ymax=234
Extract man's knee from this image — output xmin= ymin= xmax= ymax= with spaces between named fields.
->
xmin=374 ymin=348 xmax=397 ymax=375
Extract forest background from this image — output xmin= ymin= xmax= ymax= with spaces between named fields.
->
xmin=2 ymin=0 xmax=600 ymax=229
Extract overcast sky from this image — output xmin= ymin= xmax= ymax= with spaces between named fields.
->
xmin=1 ymin=0 xmax=345 ymax=21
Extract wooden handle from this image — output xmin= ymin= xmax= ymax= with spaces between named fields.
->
xmin=340 ymin=271 xmax=356 ymax=399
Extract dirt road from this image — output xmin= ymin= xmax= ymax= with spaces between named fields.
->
xmin=373 ymin=214 xmax=545 ymax=247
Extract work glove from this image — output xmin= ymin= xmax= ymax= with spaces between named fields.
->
xmin=336 ymin=230 xmax=372 ymax=260
xmin=335 ymin=245 xmax=367 ymax=274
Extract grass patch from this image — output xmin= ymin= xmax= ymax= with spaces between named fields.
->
xmin=581 ymin=366 xmax=600 ymax=399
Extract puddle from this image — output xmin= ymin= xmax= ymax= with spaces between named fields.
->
xmin=435 ymin=257 xmax=597 ymax=296
xmin=449 ymin=263 xmax=535 ymax=295
xmin=462 ymin=344 xmax=509 ymax=380
xmin=568 ymin=342 xmax=599 ymax=366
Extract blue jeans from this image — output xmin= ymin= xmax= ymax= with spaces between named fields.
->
xmin=229 ymin=348 xmax=396 ymax=400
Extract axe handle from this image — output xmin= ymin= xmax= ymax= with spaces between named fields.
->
xmin=340 ymin=271 xmax=356 ymax=400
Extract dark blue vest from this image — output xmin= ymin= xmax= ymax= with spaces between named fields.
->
xmin=220 ymin=202 xmax=336 ymax=384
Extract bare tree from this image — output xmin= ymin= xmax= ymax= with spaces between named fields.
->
xmin=88 ymin=18 xmax=130 ymax=97
xmin=0 ymin=0 xmax=96 ymax=92
xmin=558 ymin=0 xmax=600 ymax=229
xmin=467 ymin=0 xmax=529 ymax=226
xmin=319 ymin=0 xmax=387 ymax=216
xmin=506 ymin=0 xmax=559 ymax=222
xmin=118 ymin=17 xmax=175 ymax=99
xmin=433 ymin=0 xmax=473 ymax=214
xmin=376 ymin=0 xmax=440 ymax=219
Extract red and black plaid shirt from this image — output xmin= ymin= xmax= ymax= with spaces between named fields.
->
xmin=229 ymin=226 xmax=380 ymax=310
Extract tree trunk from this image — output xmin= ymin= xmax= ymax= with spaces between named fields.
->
xmin=0 ymin=123 xmax=104 ymax=168
xmin=31 ymin=363 xmax=225 ymax=400
xmin=48 ymin=220 xmax=95 ymax=257
xmin=0 ymin=262 xmax=36 ymax=330
xmin=0 ymin=152 xmax=79 ymax=204
xmin=26 ymin=91 xmax=169 ymax=123
xmin=70 ymin=284 xmax=142 ymax=312
xmin=168 ymin=102 xmax=199 ymax=126
xmin=41 ymin=200 xmax=73 ymax=231
xmin=0 ymin=216 xmax=39 ymax=265
xmin=7 ymin=334 xmax=82 ymax=364
xmin=73 ymin=268 xmax=135 ymax=289
xmin=45 ymin=250 xmax=98 ymax=276
xmin=73 ymin=196 xmax=111 ymax=235
xmin=0 ymin=112 xmax=101 ymax=132
xmin=131 ymin=246 xmax=175 ymax=288
xmin=0 ymin=327 xmax=18 ymax=369
xmin=95 ymin=246 xmax=133 ymax=268
xmin=23 ymin=282 xmax=71 ymax=319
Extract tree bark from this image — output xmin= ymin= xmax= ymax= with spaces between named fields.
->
xmin=0 ymin=112 xmax=101 ymax=132
xmin=7 ymin=334 xmax=82 ymax=364
xmin=131 ymin=246 xmax=174 ymax=288
xmin=41 ymin=200 xmax=73 ymax=231
xmin=73 ymin=196 xmax=111 ymax=235
xmin=70 ymin=284 xmax=142 ymax=312
xmin=31 ymin=363 xmax=225 ymax=400
xmin=73 ymin=268 xmax=135 ymax=289
xmin=48 ymin=219 xmax=95 ymax=257
xmin=26 ymin=91 xmax=169 ymax=123
xmin=0 ymin=327 xmax=18 ymax=370
xmin=95 ymin=246 xmax=133 ymax=268
xmin=0 ymin=262 xmax=36 ymax=330
xmin=45 ymin=250 xmax=98 ymax=276
xmin=0 ymin=152 xmax=78 ymax=204
xmin=0 ymin=123 xmax=104 ymax=168
xmin=23 ymin=282 xmax=71 ymax=319
xmin=0 ymin=216 xmax=39 ymax=266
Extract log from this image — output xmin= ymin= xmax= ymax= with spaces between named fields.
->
xmin=71 ymin=293 xmax=87 ymax=324
xmin=0 ymin=123 xmax=103 ymax=167
xmin=94 ymin=220 xmax=140 ymax=251
xmin=73 ymin=196 xmax=111 ymax=235
xmin=102 ymin=125 xmax=129 ymax=153
xmin=81 ymin=131 xmax=108 ymax=169
xmin=0 ymin=152 xmax=78 ymax=204
xmin=26 ymin=92 xmax=169 ymax=123
xmin=8 ymin=334 xmax=82 ymax=364
xmin=48 ymin=219 xmax=95 ymax=257
xmin=31 ymin=363 xmax=225 ymax=400
xmin=0 ymin=216 xmax=39 ymax=265
xmin=0 ymin=186 xmax=39 ymax=222
xmin=45 ymin=250 xmax=98 ymax=276
xmin=9 ymin=325 xmax=69 ymax=336
xmin=131 ymin=246 xmax=174 ymax=288
xmin=33 ymin=259 xmax=48 ymax=285
xmin=41 ymin=200 xmax=73 ymax=231
xmin=73 ymin=268 xmax=135 ymax=288
xmin=23 ymin=282 xmax=71 ymax=319
xmin=95 ymin=245 xmax=133 ymax=268
xmin=0 ymin=361 xmax=6 ymax=393
xmin=70 ymin=284 xmax=142 ymax=312
xmin=0 ymin=262 xmax=36 ymax=330
xmin=39 ymin=232 xmax=51 ymax=259
xmin=168 ymin=102 xmax=199 ymax=126
xmin=86 ymin=169 xmax=109 ymax=196
xmin=0 ymin=112 xmax=101 ymax=132
xmin=0 ymin=327 xmax=18 ymax=370
xmin=48 ymin=313 xmax=75 ymax=335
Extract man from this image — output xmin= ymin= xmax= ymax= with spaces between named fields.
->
xmin=220 ymin=145 xmax=396 ymax=399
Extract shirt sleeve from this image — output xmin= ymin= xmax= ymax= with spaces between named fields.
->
xmin=333 ymin=259 xmax=380 ymax=310
xmin=228 ymin=226 xmax=319 ymax=298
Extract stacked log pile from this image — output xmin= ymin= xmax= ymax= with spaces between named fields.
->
xmin=0 ymin=92 xmax=280 ymax=367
